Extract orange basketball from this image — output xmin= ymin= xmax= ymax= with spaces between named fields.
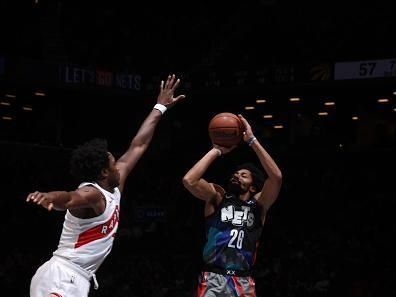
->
xmin=208 ymin=112 xmax=244 ymax=147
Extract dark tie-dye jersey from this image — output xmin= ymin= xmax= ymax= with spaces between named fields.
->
xmin=203 ymin=192 xmax=263 ymax=272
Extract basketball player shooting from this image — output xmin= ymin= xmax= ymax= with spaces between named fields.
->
xmin=183 ymin=114 xmax=282 ymax=297
xmin=26 ymin=74 xmax=185 ymax=297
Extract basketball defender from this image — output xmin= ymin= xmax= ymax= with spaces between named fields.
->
xmin=26 ymin=75 xmax=185 ymax=297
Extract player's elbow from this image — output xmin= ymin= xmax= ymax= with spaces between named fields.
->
xmin=275 ymin=170 xmax=283 ymax=182
xmin=182 ymin=175 xmax=197 ymax=189
xmin=271 ymin=170 xmax=283 ymax=185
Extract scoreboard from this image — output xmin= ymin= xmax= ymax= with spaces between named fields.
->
xmin=334 ymin=58 xmax=396 ymax=80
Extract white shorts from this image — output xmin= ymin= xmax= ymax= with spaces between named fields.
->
xmin=30 ymin=256 xmax=92 ymax=297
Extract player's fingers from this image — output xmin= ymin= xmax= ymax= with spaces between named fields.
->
xmin=168 ymin=74 xmax=175 ymax=87
xmin=48 ymin=203 xmax=54 ymax=211
xmin=37 ymin=194 xmax=48 ymax=204
xmin=238 ymin=114 xmax=247 ymax=123
xmin=27 ymin=191 xmax=40 ymax=202
xmin=26 ymin=193 xmax=34 ymax=202
xmin=164 ymin=74 xmax=172 ymax=88
xmin=160 ymin=80 xmax=164 ymax=90
xmin=240 ymin=118 xmax=248 ymax=128
xmin=171 ymin=78 xmax=180 ymax=90
xmin=238 ymin=114 xmax=250 ymax=129
xmin=173 ymin=94 xmax=186 ymax=102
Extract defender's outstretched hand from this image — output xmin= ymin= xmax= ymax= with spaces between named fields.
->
xmin=157 ymin=74 xmax=186 ymax=109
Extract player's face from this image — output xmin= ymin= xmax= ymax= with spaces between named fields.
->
xmin=106 ymin=153 xmax=120 ymax=188
xmin=227 ymin=169 xmax=254 ymax=194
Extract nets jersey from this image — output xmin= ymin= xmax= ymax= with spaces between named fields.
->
xmin=203 ymin=192 xmax=263 ymax=272
xmin=53 ymin=182 xmax=121 ymax=274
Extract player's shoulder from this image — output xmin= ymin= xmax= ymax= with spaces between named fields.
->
xmin=208 ymin=183 xmax=225 ymax=207
xmin=212 ymin=183 xmax=225 ymax=196
xmin=75 ymin=185 xmax=103 ymax=201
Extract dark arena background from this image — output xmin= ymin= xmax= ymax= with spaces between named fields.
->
xmin=1 ymin=1 xmax=395 ymax=296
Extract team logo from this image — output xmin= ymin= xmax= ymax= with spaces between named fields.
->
xmin=225 ymin=194 xmax=234 ymax=199
xmin=221 ymin=205 xmax=254 ymax=227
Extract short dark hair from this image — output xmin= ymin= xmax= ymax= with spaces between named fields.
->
xmin=235 ymin=162 xmax=266 ymax=193
xmin=70 ymin=138 xmax=109 ymax=183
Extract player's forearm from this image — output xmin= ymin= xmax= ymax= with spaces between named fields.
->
xmin=183 ymin=148 xmax=221 ymax=185
xmin=251 ymin=140 xmax=282 ymax=181
xmin=47 ymin=191 xmax=73 ymax=211
xmin=130 ymin=109 xmax=162 ymax=148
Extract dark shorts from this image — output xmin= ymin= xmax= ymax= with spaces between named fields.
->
xmin=197 ymin=271 xmax=256 ymax=297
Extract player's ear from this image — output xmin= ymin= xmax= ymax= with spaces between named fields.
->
xmin=101 ymin=168 xmax=109 ymax=178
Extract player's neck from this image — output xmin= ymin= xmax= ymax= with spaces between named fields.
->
xmin=97 ymin=180 xmax=115 ymax=193
xmin=239 ymin=192 xmax=251 ymax=201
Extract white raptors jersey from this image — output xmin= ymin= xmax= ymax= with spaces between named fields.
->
xmin=53 ymin=182 xmax=121 ymax=274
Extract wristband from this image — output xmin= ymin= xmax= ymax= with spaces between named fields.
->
xmin=247 ymin=136 xmax=257 ymax=146
xmin=153 ymin=103 xmax=167 ymax=114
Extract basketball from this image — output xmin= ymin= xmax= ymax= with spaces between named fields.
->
xmin=208 ymin=112 xmax=244 ymax=147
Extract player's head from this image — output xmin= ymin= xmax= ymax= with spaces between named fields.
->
xmin=70 ymin=138 xmax=120 ymax=188
xmin=226 ymin=162 xmax=266 ymax=196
